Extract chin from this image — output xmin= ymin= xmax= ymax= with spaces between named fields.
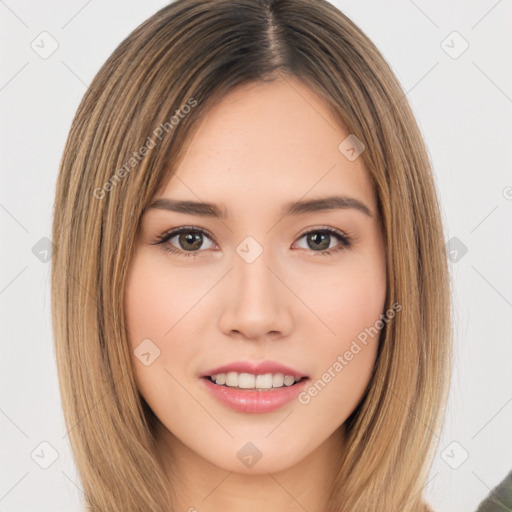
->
xmin=197 ymin=435 xmax=311 ymax=475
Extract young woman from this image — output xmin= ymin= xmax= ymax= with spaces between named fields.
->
xmin=51 ymin=0 xmax=452 ymax=510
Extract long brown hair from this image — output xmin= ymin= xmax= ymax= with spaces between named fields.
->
xmin=51 ymin=0 xmax=452 ymax=510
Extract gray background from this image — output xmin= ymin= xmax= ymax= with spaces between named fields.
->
xmin=1 ymin=1 xmax=511 ymax=510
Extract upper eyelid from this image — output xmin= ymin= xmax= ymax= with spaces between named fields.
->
xmin=154 ymin=225 xmax=216 ymax=245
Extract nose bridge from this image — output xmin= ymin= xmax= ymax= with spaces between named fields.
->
xmin=219 ymin=235 xmax=291 ymax=338
xmin=234 ymin=236 xmax=278 ymax=310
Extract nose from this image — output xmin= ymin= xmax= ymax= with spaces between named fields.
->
xmin=218 ymin=245 xmax=293 ymax=341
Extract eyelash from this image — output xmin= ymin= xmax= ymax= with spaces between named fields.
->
xmin=151 ymin=225 xmax=353 ymax=258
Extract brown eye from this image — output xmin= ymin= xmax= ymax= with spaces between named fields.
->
xmin=295 ymin=228 xmax=352 ymax=256
xmin=176 ymin=231 xmax=205 ymax=251
xmin=153 ymin=227 xmax=215 ymax=256
xmin=152 ymin=226 xmax=352 ymax=258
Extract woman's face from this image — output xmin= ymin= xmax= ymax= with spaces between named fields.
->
xmin=125 ymin=76 xmax=387 ymax=475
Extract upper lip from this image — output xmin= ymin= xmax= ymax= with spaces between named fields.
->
xmin=200 ymin=360 xmax=308 ymax=379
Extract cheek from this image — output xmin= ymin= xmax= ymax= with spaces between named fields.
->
xmin=125 ymin=250 xmax=206 ymax=349
xmin=303 ymin=253 xmax=387 ymax=345
xmin=126 ymin=276 xmax=170 ymax=341
xmin=296 ymin=251 xmax=386 ymax=409
xmin=124 ymin=253 xmax=199 ymax=399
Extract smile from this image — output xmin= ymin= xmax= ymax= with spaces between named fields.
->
xmin=200 ymin=373 xmax=310 ymax=413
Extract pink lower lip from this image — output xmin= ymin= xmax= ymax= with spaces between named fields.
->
xmin=200 ymin=377 xmax=309 ymax=414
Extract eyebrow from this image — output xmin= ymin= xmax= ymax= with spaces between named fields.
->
xmin=148 ymin=195 xmax=373 ymax=219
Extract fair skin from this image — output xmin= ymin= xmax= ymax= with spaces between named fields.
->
xmin=125 ymin=76 xmax=387 ymax=511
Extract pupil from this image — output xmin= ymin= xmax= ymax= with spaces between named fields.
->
xmin=180 ymin=232 xmax=202 ymax=250
xmin=309 ymin=232 xmax=329 ymax=250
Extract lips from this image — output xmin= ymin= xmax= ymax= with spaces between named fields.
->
xmin=199 ymin=360 xmax=308 ymax=380
xmin=200 ymin=372 xmax=310 ymax=414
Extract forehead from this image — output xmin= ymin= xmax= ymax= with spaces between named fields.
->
xmin=158 ymin=77 xmax=377 ymax=216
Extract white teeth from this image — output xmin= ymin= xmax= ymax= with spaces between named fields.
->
xmin=225 ymin=371 xmax=238 ymax=387
xmin=212 ymin=373 xmax=225 ymax=385
xmin=210 ymin=371 xmax=301 ymax=389
xmin=255 ymin=374 xmax=273 ymax=389
xmin=272 ymin=373 xmax=284 ymax=387
xmin=238 ymin=373 xmax=256 ymax=389
xmin=283 ymin=375 xmax=295 ymax=386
